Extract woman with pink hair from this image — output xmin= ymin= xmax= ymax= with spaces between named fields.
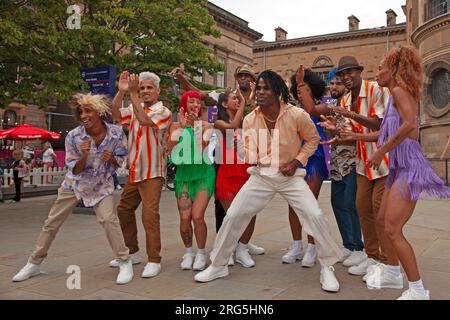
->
xmin=168 ymin=91 xmax=215 ymax=272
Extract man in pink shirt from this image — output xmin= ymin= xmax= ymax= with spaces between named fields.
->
xmin=195 ymin=70 xmax=343 ymax=293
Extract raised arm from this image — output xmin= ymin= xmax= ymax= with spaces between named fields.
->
xmin=214 ymin=87 xmax=245 ymax=132
xmin=296 ymin=65 xmax=331 ymax=118
xmin=128 ymin=74 xmax=158 ymax=127
xmin=171 ymin=66 xmax=209 ymax=100
xmin=111 ymin=71 xmax=129 ymax=124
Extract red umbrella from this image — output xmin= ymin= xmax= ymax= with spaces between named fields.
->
xmin=0 ymin=124 xmax=61 ymax=141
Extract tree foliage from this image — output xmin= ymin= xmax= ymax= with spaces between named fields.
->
xmin=0 ymin=0 xmax=222 ymax=110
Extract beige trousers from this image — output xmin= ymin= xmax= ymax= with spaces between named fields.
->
xmin=210 ymin=167 xmax=343 ymax=267
xmin=29 ymin=187 xmax=129 ymax=265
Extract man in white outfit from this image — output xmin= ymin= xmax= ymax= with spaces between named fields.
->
xmin=194 ymin=70 xmax=344 ymax=292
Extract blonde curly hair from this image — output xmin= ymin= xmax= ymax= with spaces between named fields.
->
xmin=70 ymin=93 xmax=112 ymax=122
xmin=384 ymin=46 xmax=424 ymax=101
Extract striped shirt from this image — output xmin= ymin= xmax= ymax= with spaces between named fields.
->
xmin=121 ymin=101 xmax=172 ymax=183
xmin=341 ymin=80 xmax=390 ymax=180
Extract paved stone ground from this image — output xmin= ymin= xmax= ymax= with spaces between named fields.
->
xmin=1 ymin=183 xmax=449 ymax=300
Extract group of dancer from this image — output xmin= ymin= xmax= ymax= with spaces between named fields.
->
xmin=12 ymin=45 xmax=450 ymax=300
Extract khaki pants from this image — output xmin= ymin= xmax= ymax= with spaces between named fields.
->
xmin=211 ymin=167 xmax=342 ymax=267
xmin=29 ymin=187 xmax=129 ymax=265
xmin=117 ymin=177 xmax=164 ymax=263
xmin=356 ymin=174 xmax=387 ymax=262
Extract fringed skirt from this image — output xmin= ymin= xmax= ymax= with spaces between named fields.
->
xmin=386 ymin=139 xmax=450 ymax=201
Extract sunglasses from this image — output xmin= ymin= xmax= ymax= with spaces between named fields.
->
xmin=255 ymin=85 xmax=271 ymax=91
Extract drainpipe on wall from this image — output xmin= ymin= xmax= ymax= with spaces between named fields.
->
xmin=387 ymin=31 xmax=391 ymax=51
xmin=263 ymin=47 xmax=266 ymax=70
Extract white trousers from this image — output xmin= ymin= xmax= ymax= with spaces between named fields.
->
xmin=210 ymin=167 xmax=343 ymax=267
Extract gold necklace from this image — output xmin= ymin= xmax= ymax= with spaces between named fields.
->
xmin=262 ymin=113 xmax=277 ymax=123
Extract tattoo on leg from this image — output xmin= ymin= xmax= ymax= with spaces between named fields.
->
xmin=177 ymin=195 xmax=192 ymax=212
xmin=181 ymin=231 xmax=192 ymax=246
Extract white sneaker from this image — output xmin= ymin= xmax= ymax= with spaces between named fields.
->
xmin=141 ymin=262 xmax=161 ymax=278
xmin=397 ymin=288 xmax=430 ymax=300
xmin=235 ymin=249 xmax=255 ymax=268
xmin=193 ymin=253 xmax=207 ymax=271
xmin=339 ymin=248 xmax=352 ymax=263
xmin=343 ymin=250 xmax=367 ymax=267
xmin=110 ymin=251 xmax=142 ymax=268
xmin=116 ymin=259 xmax=133 ymax=285
xmin=194 ymin=265 xmax=229 ymax=282
xmin=348 ymin=257 xmax=377 ymax=276
xmin=247 ymin=242 xmax=265 ymax=255
xmin=180 ymin=253 xmax=195 ymax=270
xmin=366 ymin=265 xmax=403 ymax=290
xmin=320 ymin=266 xmax=340 ymax=292
xmin=12 ymin=262 xmax=41 ymax=282
xmin=301 ymin=246 xmax=317 ymax=268
xmin=282 ymin=243 xmax=304 ymax=264
xmin=228 ymin=254 xmax=235 ymax=266
xmin=362 ymin=263 xmax=383 ymax=282
xmin=116 ymin=185 xmax=123 ymax=191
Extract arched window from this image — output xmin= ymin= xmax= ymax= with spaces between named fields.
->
xmin=427 ymin=0 xmax=448 ymax=21
xmin=312 ymin=56 xmax=334 ymax=82
xmin=430 ymin=68 xmax=450 ymax=109
xmin=2 ymin=110 xmax=17 ymax=129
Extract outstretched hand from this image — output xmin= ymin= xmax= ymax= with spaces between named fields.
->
xmin=318 ymin=114 xmax=338 ymax=132
xmin=129 ymin=74 xmax=139 ymax=94
xmin=296 ymin=65 xmax=305 ymax=85
xmin=118 ymin=71 xmax=129 ymax=92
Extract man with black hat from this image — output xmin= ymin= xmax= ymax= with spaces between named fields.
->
xmin=329 ymin=56 xmax=390 ymax=279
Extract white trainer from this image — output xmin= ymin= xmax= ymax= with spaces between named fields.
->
xmin=366 ymin=265 xmax=403 ymax=290
xmin=116 ymin=259 xmax=133 ymax=285
xmin=320 ymin=266 xmax=340 ymax=292
xmin=348 ymin=257 xmax=377 ymax=276
xmin=247 ymin=242 xmax=265 ymax=255
xmin=397 ymin=288 xmax=430 ymax=300
xmin=343 ymin=250 xmax=367 ymax=267
xmin=12 ymin=262 xmax=41 ymax=282
xmin=362 ymin=263 xmax=383 ymax=282
xmin=235 ymin=249 xmax=255 ymax=268
xmin=141 ymin=262 xmax=161 ymax=278
xmin=110 ymin=251 xmax=142 ymax=268
xmin=301 ymin=246 xmax=317 ymax=268
xmin=282 ymin=243 xmax=304 ymax=264
xmin=193 ymin=253 xmax=208 ymax=271
xmin=339 ymin=248 xmax=352 ymax=263
xmin=180 ymin=253 xmax=195 ymax=270
xmin=194 ymin=265 xmax=229 ymax=282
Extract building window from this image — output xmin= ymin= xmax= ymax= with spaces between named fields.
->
xmin=430 ymin=68 xmax=450 ymax=109
xmin=2 ymin=110 xmax=17 ymax=129
xmin=193 ymin=68 xmax=203 ymax=83
xmin=216 ymin=57 xmax=226 ymax=88
xmin=427 ymin=0 xmax=448 ymax=20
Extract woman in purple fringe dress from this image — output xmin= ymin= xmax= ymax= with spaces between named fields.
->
xmin=350 ymin=46 xmax=450 ymax=300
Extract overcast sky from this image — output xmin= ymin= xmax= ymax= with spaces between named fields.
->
xmin=209 ymin=0 xmax=407 ymax=41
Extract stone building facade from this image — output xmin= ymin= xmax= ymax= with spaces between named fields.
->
xmin=405 ymin=0 xmax=449 ymax=159
xmin=200 ymin=2 xmax=262 ymax=89
xmin=253 ymin=10 xmax=407 ymax=83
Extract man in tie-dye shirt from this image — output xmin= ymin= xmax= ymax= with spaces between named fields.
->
xmin=12 ymin=93 xmax=133 ymax=285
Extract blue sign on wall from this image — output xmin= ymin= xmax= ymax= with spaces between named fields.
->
xmin=81 ymin=66 xmax=116 ymax=98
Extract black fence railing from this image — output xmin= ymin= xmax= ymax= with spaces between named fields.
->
xmin=427 ymin=158 xmax=449 ymax=186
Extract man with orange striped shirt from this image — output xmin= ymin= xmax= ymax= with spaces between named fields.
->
xmin=331 ymin=56 xmax=390 ymax=279
xmin=109 ymin=71 xmax=172 ymax=278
